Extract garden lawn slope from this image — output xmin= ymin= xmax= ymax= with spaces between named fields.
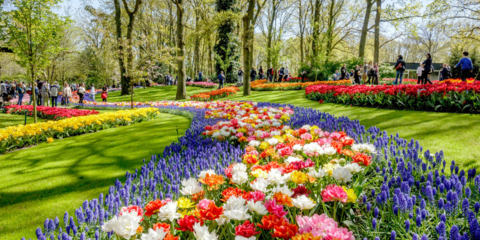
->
xmin=225 ymin=90 xmax=480 ymax=170
xmin=0 ymin=112 xmax=191 ymax=240
xmin=106 ymin=85 xmax=214 ymax=102
xmin=0 ymin=113 xmax=45 ymax=128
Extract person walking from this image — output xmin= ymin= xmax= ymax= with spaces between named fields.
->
xmin=416 ymin=63 xmax=424 ymax=84
xmin=63 ymin=83 xmax=72 ymax=105
xmin=250 ymin=67 xmax=257 ymax=82
xmin=301 ymin=70 xmax=307 ymax=83
xmin=366 ymin=65 xmax=374 ymax=84
xmin=101 ymin=84 xmax=108 ymax=102
xmin=455 ymin=51 xmax=474 ymax=82
xmin=238 ymin=68 xmax=244 ymax=84
xmin=354 ymin=65 xmax=361 ymax=84
xmin=16 ymin=83 xmax=25 ymax=105
xmin=198 ymin=71 xmax=203 ymax=82
xmin=421 ymin=53 xmax=433 ymax=84
xmin=340 ymin=64 xmax=347 ymax=80
xmin=40 ymin=82 xmax=49 ymax=106
xmin=266 ymin=67 xmax=272 ymax=82
xmin=284 ymin=67 xmax=289 ymax=81
xmin=259 ymin=66 xmax=264 ymax=79
xmin=0 ymin=81 xmax=7 ymax=106
xmin=278 ymin=67 xmax=284 ymax=82
xmin=394 ymin=55 xmax=406 ymax=85
xmin=78 ymin=83 xmax=86 ymax=104
xmin=90 ymin=84 xmax=96 ymax=102
xmin=50 ymin=81 xmax=60 ymax=107
xmin=28 ymin=83 xmax=39 ymax=105
xmin=269 ymin=67 xmax=275 ymax=82
xmin=218 ymin=71 xmax=225 ymax=89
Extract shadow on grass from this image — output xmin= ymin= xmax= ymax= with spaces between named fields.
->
xmin=0 ymin=113 xmax=191 ymax=240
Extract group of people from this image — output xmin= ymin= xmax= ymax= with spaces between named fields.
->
xmin=164 ymin=74 xmax=177 ymax=86
xmin=333 ymin=61 xmax=380 ymax=85
xmin=0 ymin=79 xmax=111 ymax=108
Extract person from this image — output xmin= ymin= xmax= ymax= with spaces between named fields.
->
xmin=218 ymin=71 xmax=225 ymax=89
xmin=301 ymin=70 xmax=307 ymax=83
xmin=284 ymin=67 xmax=289 ymax=81
xmin=354 ymin=65 xmax=361 ymax=84
xmin=333 ymin=70 xmax=340 ymax=81
xmin=350 ymin=69 xmax=355 ymax=84
xmin=50 ymin=81 xmax=60 ymax=107
xmin=440 ymin=63 xmax=451 ymax=81
xmin=259 ymin=66 xmax=264 ymax=79
xmin=362 ymin=62 xmax=370 ymax=84
xmin=394 ymin=55 xmax=406 ymax=85
xmin=90 ymin=84 xmax=96 ymax=102
xmin=78 ymin=83 xmax=86 ymax=104
xmin=250 ymin=67 xmax=257 ymax=82
xmin=28 ymin=83 xmax=38 ymax=105
xmin=340 ymin=64 xmax=347 ymax=80
xmin=198 ymin=71 xmax=203 ymax=82
xmin=101 ymin=84 xmax=108 ymax=102
xmin=366 ymin=66 xmax=375 ymax=84
xmin=266 ymin=67 xmax=271 ymax=82
xmin=269 ymin=67 xmax=275 ymax=82
xmin=417 ymin=63 xmax=424 ymax=84
xmin=62 ymin=83 xmax=71 ymax=105
xmin=40 ymin=82 xmax=49 ymax=106
xmin=421 ymin=53 xmax=433 ymax=84
xmin=278 ymin=67 xmax=284 ymax=82
xmin=16 ymin=83 xmax=25 ymax=105
xmin=455 ymin=51 xmax=474 ymax=82
xmin=238 ymin=68 xmax=244 ymax=84
xmin=0 ymin=81 xmax=7 ymax=107
xmin=10 ymin=82 xmax=16 ymax=99
xmin=345 ymin=70 xmax=350 ymax=80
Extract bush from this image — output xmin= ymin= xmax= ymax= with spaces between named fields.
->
xmin=378 ymin=63 xmax=395 ymax=79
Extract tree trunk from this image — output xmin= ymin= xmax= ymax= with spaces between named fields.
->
xmin=242 ymin=0 xmax=255 ymax=96
xmin=266 ymin=0 xmax=277 ymax=68
xmin=175 ymin=0 xmax=186 ymax=100
xmin=299 ymin=0 xmax=304 ymax=64
xmin=374 ymin=0 xmax=381 ymax=64
xmin=31 ymin=67 xmax=37 ymax=123
xmin=325 ymin=0 xmax=335 ymax=61
xmin=194 ymin=15 xmax=200 ymax=78
xmin=311 ymin=0 xmax=321 ymax=67
xmin=114 ymin=0 xmax=129 ymax=95
xmin=359 ymin=0 xmax=373 ymax=58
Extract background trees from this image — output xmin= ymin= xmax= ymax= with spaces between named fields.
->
xmin=1 ymin=0 xmax=480 ymax=93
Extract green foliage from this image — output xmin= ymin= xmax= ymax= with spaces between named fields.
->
xmin=1 ymin=0 xmax=69 ymax=81
xmin=378 ymin=63 xmax=396 ymax=79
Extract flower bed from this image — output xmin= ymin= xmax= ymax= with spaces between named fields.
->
xmin=190 ymin=86 xmax=239 ymax=101
xmin=22 ymin=100 xmax=480 ymax=240
xmin=186 ymin=82 xmax=218 ymax=88
xmin=0 ymin=108 xmax=159 ymax=153
xmin=305 ymin=81 xmax=480 ymax=113
xmin=381 ymin=78 xmax=476 ymax=84
xmin=4 ymin=105 xmax=99 ymax=120
xmin=251 ymin=79 xmax=351 ymax=91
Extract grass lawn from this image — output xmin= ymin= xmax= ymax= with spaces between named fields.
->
xmin=0 ymin=112 xmax=191 ymax=240
xmin=0 ymin=112 xmax=46 ymax=128
xmin=224 ymin=90 xmax=480 ymax=170
xmin=106 ymin=85 xmax=214 ymax=102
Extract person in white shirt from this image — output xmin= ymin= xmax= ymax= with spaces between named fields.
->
xmin=62 ymin=83 xmax=72 ymax=105
xmin=417 ymin=64 xmax=424 ymax=84
xmin=90 ymin=84 xmax=96 ymax=101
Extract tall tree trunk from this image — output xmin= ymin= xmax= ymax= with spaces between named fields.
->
xmin=325 ymin=0 xmax=335 ymax=61
xmin=174 ymin=0 xmax=186 ymax=100
xmin=114 ymin=0 xmax=129 ymax=95
xmin=266 ymin=0 xmax=277 ymax=68
xmin=359 ymin=0 xmax=373 ymax=58
xmin=299 ymin=0 xmax=304 ymax=64
xmin=374 ymin=0 xmax=381 ymax=64
xmin=31 ymin=67 xmax=37 ymax=123
xmin=311 ymin=0 xmax=321 ymax=67
xmin=121 ymin=0 xmax=142 ymax=95
xmin=194 ymin=15 xmax=200 ymax=78
xmin=242 ymin=0 xmax=255 ymax=96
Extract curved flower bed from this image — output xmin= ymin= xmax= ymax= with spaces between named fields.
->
xmin=186 ymin=82 xmax=218 ymax=88
xmin=305 ymin=81 xmax=480 ymax=113
xmin=252 ymin=80 xmax=351 ymax=91
xmin=4 ymin=105 xmax=99 ymax=120
xmin=0 ymin=108 xmax=159 ymax=154
xmin=190 ymin=86 xmax=239 ymax=101
xmin=24 ymin=100 xmax=480 ymax=240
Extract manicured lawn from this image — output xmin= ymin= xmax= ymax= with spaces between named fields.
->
xmin=0 ymin=112 xmax=45 ymax=128
xmin=0 ymin=112 xmax=191 ymax=240
xmin=224 ymin=90 xmax=480 ymax=170
xmin=106 ymin=85 xmax=214 ymax=102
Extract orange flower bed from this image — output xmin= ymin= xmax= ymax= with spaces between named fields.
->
xmin=251 ymin=79 xmax=351 ymax=91
xmin=190 ymin=86 xmax=239 ymax=101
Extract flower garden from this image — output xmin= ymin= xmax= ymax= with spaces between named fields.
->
xmin=1 ymin=94 xmax=473 ymax=240
xmin=251 ymin=80 xmax=351 ymax=91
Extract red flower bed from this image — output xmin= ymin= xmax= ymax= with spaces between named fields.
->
xmin=4 ymin=105 xmax=99 ymax=120
xmin=305 ymin=81 xmax=480 ymax=113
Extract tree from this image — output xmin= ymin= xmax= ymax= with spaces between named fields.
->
xmin=1 ymin=0 xmax=68 ymax=123
xmin=358 ymin=0 xmax=374 ymax=58
xmin=113 ymin=0 xmax=143 ymax=96
xmin=242 ymin=0 xmax=266 ymax=96
xmin=214 ymin=0 xmax=239 ymax=83
xmin=171 ymin=0 xmax=186 ymax=100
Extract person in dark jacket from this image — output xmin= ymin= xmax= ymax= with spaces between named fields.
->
xmin=440 ymin=63 xmax=451 ymax=81
xmin=340 ymin=64 xmax=347 ymax=80
xmin=455 ymin=51 xmax=474 ymax=82
xmin=278 ymin=67 xmax=284 ymax=82
xmin=421 ymin=53 xmax=433 ymax=84
xmin=218 ymin=71 xmax=225 ymax=89
xmin=250 ymin=68 xmax=257 ymax=82
xmin=354 ymin=65 xmax=361 ymax=84
xmin=259 ymin=66 xmax=264 ymax=79
xmin=393 ymin=55 xmax=406 ymax=85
